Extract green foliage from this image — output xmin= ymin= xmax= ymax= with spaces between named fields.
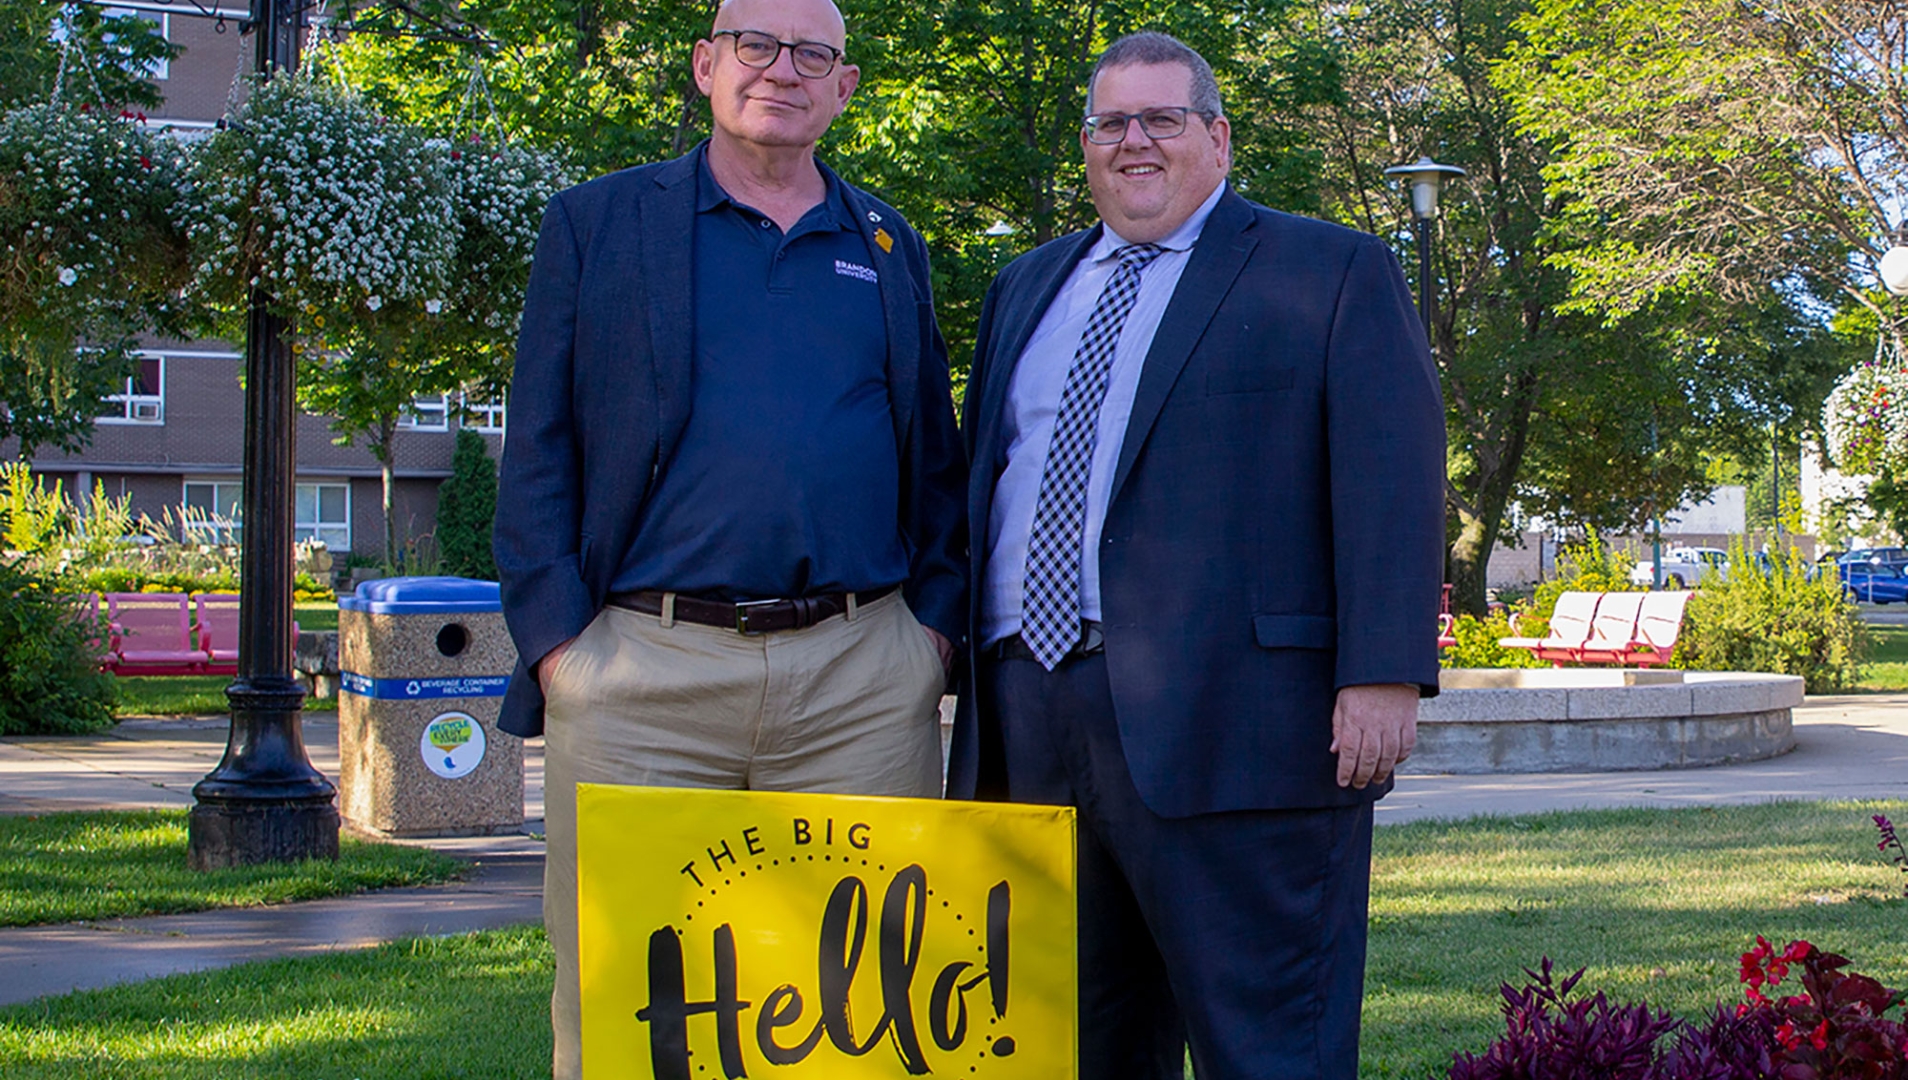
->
xmin=1673 ymin=540 xmax=1867 ymax=693
xmin=0 ymin=0 xmax=177 ymax=110
xmin=436 ymin=428 xmax=498 ymax=580
xmin=0 ymin=554 xmax=115 ymax=735
xmin=1529 ymin=534 xmax=1641 ymax=625
xmin=1441 ymin=610 xmax=1546 ymax=669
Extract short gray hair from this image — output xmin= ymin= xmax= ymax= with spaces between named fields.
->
xmin=1085 ymin=32 xmax=1223 ymax=119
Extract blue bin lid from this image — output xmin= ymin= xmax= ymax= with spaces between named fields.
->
xmin=339 ymin=576 xmax=502 ymax=615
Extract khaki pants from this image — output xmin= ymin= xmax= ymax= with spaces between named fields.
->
xmin=541 ymin=588 xmax=946 ymax=1079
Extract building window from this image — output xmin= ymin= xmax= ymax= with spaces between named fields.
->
xmin=100 ymin=354 xmax=163 ymax=424
xmin=183 ymin=481 xmax=352 ymax=550
xmin=464 ymin=392 xmax=506 ymax=434
xmin=295 ymin=483 xmax=351 ymax=551
xmin=182 ymin=480 xmax=241 ymax=542
xmin=399 ymin=393 xmax=449 ymax=431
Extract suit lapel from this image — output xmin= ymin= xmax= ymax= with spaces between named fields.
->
xmin=641 ymin=153 xmax=699 ymax=457
xmin=1107 ymin=192 xmax=1258 ymax=503
xmin=976 ymin=228 xmax=1101 ymax=479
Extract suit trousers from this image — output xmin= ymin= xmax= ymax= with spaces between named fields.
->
xmin=987 ymin=652 xmax=1374 ymax=1080
xmin=542 ymin=589 xmax=947 ymax=1079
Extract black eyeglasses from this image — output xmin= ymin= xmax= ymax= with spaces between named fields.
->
xmin=712 ymin=29 xmax=844 ymax=79
xmin=1082 ymin=106 xmax=1216 ymax=145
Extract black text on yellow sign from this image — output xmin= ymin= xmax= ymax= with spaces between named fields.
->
xmin=577 ymin=785 xmax=1078 ymax=1079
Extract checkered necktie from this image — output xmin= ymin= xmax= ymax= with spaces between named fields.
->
xmin=1020 ymin=242 xmax=1165 ymax=670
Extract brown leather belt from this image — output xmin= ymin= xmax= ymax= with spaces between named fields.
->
xmin=994 ymin=620 xmax=1104 ymax=661
xmin=605 ymin=584 xmax=899 ymax=635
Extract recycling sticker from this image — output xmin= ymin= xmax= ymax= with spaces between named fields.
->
xmin=421 ymin=711 xmax=486 ymax=779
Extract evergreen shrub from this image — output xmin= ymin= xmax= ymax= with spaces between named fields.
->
xmin=436 ymin=428 xmax=497 ymax=581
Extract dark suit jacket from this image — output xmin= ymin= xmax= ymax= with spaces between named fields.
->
xmin=947 ymin=189 xmax=1445 ymax=816
xmin=493 ymin=146 xmax=967 ymax=739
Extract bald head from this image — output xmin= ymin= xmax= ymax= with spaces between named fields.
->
xmin=714 ymin=0 xmax=847 ymax=51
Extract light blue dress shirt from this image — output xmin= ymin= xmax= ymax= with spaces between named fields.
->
xmin=982 ymin=181 xmax=1228 ymax=648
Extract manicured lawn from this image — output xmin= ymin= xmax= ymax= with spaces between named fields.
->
xmin=0 ymin=927 xmax=552 ymax=1079
xmin=111 ymin=676 xmax=338 ymax=716
xmin=293 ymin=601 xmax=338 ymax=633
xmin=0 ymin=810 xmax=463 ymax=927
xmin=1857 ymin=623 xmax=1908 ymax=691
xmin=1 ymin=802 xmax=1902 ymax=1078
xmin=1360 ymin=800 xmax=1908 ymax=1078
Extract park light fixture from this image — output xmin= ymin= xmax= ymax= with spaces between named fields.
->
xmin=981 ymin=220 xmax=1018 ymax=238
xmin=1384 ymin=156 xmax=1466 ymax=339
xmin=1879 ymin=227 xmax=1908 ymax=295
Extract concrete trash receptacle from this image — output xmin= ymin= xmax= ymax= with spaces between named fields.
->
xmin=338 ymin=576 xmax=522 ymax=837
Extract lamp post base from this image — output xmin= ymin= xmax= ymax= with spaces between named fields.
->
xmin=188 ymin=797 xmax=340 ymax=870
xmin=186 ymin=678 xmax=340 ymax=870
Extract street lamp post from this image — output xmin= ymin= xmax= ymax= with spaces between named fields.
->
xmin=1384 ymin=156 xmax=1467 ymax=341
xmin=187 ymin=0 xmax=339 ymax=869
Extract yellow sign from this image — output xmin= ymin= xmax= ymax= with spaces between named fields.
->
xmin=576 ymin=785 xmax=1077 ymax=1080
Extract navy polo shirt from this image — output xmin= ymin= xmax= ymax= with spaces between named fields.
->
xmin=612 ymin=151 xmax=906 ymax=601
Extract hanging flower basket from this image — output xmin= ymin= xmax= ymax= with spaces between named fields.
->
xmin=1823 ymin=342 xmax=1908 ymax=476
xmin=183 ymin=72 xmax=456 ymax=336
xmin=0 ymin=101 xmax=189 ymax=343
xmin=440 ymin=136 xmax=574 ymax=358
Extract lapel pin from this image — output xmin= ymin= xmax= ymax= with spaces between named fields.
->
xmin=874 ymin=227 xmax=894 ymax=253
xmin=867 ymin=209 xmax=882 ymax=223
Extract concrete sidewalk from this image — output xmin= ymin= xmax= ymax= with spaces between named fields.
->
xmin=0 ymin=715 xmax=547 ymax=1006
xmin=1 ymin=694 xmax=1905 ymax=1007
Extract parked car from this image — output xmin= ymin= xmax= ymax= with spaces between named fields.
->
xmin=1842 ymin=560 xmax=1908 ymax=603
xmin=1629 ymin=546 xmax=1730 ymax=588
xmin=1838 ymin=546 xmax=1908 ymax=566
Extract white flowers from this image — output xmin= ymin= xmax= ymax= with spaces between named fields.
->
xmin=424 ymin=299 xmax=442 ymax=314
xmin=0 ymin=102 xmax=187 ymax=347
xmin=365 ymin=295 xmax=382 ymax=311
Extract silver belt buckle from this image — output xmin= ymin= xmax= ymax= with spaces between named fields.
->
xmin=734 ymin=599 xmax=781 ymax=634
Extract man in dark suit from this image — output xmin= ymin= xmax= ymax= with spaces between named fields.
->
xmin=495 ymin=0 xmax=964 ymax=1073
xmin=948 ymin=31 xmax=1444 ymax=1080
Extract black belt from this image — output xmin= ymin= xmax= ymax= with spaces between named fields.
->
xmin=605 ymin=584 xmax=898 ymax=635
xmin=995 ymin=620 xmax=1104 ymax=661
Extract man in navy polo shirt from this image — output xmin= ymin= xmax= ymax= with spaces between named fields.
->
xmin=494 ymin=0 xmax=964 ymax=1073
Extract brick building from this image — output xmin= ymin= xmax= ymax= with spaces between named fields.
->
xmin=2 ymin=8 xmax=503 ymax=559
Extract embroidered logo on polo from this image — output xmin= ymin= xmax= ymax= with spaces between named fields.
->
xmin=834 ymin=259 xmax=879 ymax=283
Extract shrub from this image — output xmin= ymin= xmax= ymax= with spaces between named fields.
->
xmin=436 ymin=428 xmax=497 ymax=581
xmin=1529 ymin=533 xmax=1643 ymax=626
xmin=1442 ymin=611 xmax=1546 ymax=669
xmin=1673 ymin=539 xmax=1866 ymax=693
xmin=0 ymin=556 xmax=116 ymax=735
xmin=1451 ymin=941 xmax=1908 ymax=1080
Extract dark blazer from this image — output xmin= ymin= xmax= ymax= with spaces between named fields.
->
xmin=947 ymin=189 xmax=1445 ymax=816
xmin=493 ymin=146 xmax=967 ymax=739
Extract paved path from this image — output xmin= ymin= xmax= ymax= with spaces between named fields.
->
xmin=0 ymin=694 xmax=1904 ymax=1006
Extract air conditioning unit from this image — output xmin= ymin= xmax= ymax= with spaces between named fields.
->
xmin=132 ymin=401 xmax=162 ymax=421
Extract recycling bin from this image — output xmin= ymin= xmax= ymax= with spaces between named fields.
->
xmin=337 ymin=576 xmax=522 ymax=837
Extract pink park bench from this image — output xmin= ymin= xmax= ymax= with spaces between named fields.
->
xmin=104 ymin=593 xmax=208 ymax=675
xmin=194 ymin=593 xmax=241 ymax=676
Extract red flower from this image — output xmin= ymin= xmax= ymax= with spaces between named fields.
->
xmin=1776 ymin=1020 xmax=1800 ymax=1050
xmin=1808 ymin=1019 xmax=1828 ymax=1051
xmin=138 ymin=155 xmax=152 ymax=170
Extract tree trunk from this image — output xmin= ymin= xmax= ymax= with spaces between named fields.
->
xmin=373 ymin=415 xmax=397 ymax=568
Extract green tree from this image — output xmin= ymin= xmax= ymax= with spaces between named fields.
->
xmin=0 ymin=0 xmax=175 ymax=109
xmin=436 ymin=427 xmax=498 ymax=580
